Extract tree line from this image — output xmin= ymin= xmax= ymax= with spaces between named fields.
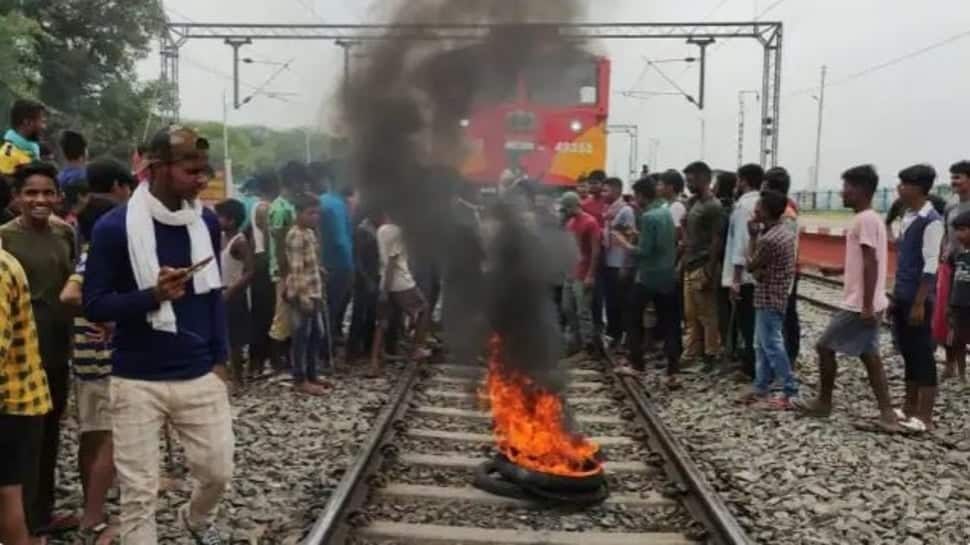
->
xmin=0 ymin=1 xmax=338 ymax=180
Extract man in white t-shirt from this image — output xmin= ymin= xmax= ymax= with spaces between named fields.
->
xmin=794 ymin=165 xmax=898 ymax=432
xmin=370 ymin=219 xmax=431 ymax=375
xmin=658 ymin=170 xmax=687 ymax=238
xmin=721 ymin=164 xmax=763 ymax=379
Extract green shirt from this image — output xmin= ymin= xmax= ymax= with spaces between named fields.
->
xmin=633 ymin=201 xmax=676 ymax=294
xmin=268 ymin=196 xmax=296 ymax=280
xmin=683 ymin=195 xmax=723 ymax=271
xmin=0 ymin=217 xmax=76 ymax=366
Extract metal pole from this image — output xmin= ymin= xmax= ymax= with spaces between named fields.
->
xmin=770 ymin=25 xmax=783 ymax=167
xmin=700 ymin=118 xmax=706 ymax=161
xmin=335 ymin=40 xmax=360 ymax=97
xmin=737 ymin=90 xmax=759 ymax=167
xmin=812 ymin=65 xmax=826 ymax=193
xmin=630 ymin=127 xmax=639 ymax=182
xmin=737 ymin=93 xmax=745 ymax=168
xmin=759 ymin=43 xmax=771 ymax=167
xmin=687 ymin=38 xmax=715 ymax=110
xmin=305 ymin=129 xmax=312 ymax=163
xmin=226 ymin=38 xmax=252 ymax=109
xmin=223 ymin=91 xmax=235 ymax=197
xmin=649 ymin=138 xmax=661 ymax=171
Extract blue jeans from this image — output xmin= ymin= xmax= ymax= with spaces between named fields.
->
xmin=754 ymin=308 xmax=798 ymax=398
xmin=290 ymin=307 xmax=324 ymax=382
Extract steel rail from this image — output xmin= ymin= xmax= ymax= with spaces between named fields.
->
xmin=302 ymin=361 xmax=421 ymax=545
xmin=798 ymin=272 xmax=894 ymax=324
xmin=605 ymin=363 xmax=756 ymax=545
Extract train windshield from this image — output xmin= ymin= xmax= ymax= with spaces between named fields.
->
xmin=524 ymin=54 xmax=599 ymax=106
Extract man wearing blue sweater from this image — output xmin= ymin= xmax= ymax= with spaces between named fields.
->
xmin=83 ymin=127 xmax=233 ymax=545
xmin=891 ymin=164 xmax=943 ymax=433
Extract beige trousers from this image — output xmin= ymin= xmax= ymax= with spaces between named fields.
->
xmin=110 ymin=373 xmax=235 ymax=544
xmin=683 ymin=266 xmax=721 ymax=361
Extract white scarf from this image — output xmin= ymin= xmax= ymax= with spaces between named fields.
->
xmin=126 ymin=183 xmax=222 ymax=333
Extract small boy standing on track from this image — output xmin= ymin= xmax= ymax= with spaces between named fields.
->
xmin=215 ymin=199 xmax=254 ymax=390
xmin=285 ymin=194 xmax=330 ymax=396
xmin=945 ymin=209 xmax=970 ymax=382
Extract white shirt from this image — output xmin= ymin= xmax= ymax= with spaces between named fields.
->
xmin=251 ymin=201 xmax=267 ymax=254
xmin=721 ymin=190 xmax=759 ymax=287
xmin=377 ymin=223 xmax=417 ymax=292
xmin=668 ymin=200 xmax=687 ymax=227
xmin=900 ymin=200 xmax=943 ymax=275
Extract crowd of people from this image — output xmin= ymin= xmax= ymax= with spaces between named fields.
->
xmin=0 ymin=96 xmax=449 ymax=545
xmin=1 ymin=92 xmax=970 ymax=545
xmin=559 ymin=160 xmax=970 ymax=439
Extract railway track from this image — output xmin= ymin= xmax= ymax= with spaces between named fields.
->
xmin=799 ymin=272 xmax=895 ymax=322
xmin=303 ymin=355 xmax=755 ymax=545
xmin=798 ymin=272 xmax=845 ymax=312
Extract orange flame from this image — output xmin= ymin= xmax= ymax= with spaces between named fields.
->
xmin=483 ymin=336 xmax=602 ymax=477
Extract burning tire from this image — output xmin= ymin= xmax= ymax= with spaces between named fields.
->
xmin=472 ymin=460 xmax=533 ymax=500
xmin=493 ymin=453 xmax=606 ymax=494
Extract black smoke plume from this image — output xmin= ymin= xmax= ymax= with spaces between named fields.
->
xmin=343 ymin=0 xmax=584 ymax=393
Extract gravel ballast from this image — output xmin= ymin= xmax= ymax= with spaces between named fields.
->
xmin=51 ymin=365 xmax=400 ymax=545
xmin=643 ymin=299 xmax=970 ymax=545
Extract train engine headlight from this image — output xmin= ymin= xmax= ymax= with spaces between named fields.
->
xmin=459 ymin=118 xmax=471 ymax=129
xmin=569 ymin=120 xmax=583 ymax=133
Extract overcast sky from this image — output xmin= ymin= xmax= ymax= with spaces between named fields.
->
xmin=138 ymin=0 xmax=970 ymax=190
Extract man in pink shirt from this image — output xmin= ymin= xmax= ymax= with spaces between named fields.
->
xmin=794 ymin=165 xmax=899 ymax=432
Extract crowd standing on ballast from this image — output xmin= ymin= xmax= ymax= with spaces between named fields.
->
xmin=2 ymin=95 xmax=970 ymax=545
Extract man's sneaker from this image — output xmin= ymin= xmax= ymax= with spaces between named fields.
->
xmin=180 ymin=505 xmax=223 ymax=545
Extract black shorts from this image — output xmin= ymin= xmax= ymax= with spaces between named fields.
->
xmin=948 ymin=306 xmax=970 ymax=345
xmin=377 ymin=288 xmax=427 ymax=326
xmin=0 ymin=414 xmax=44 ymax=486
xmin=892 ymin=299 xmax=937 ymax=387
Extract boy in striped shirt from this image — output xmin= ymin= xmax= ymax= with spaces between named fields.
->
xmin=60 ymin=209 xmax=116 ymax=544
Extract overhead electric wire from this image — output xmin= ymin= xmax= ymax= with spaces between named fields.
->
xmin=646 ymin=60 xmax=697 ymax=104
xmin=786 ymin=28 xmax=970 ymax=97
xmin=756 ymin=0 xmax=791 ymax=20
xmin=241 ymin=59 xmax=296 ymax=105
xmin=626 ymin=0 xmax=733 ymax=95
xmin=670 ymin=0 xmax=793 ymax=81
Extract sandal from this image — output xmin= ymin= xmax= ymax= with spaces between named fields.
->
xmin=764 ymin=397 xmax=795 ymax=411
xmin=737 ymin=392 xmax=767 ymax=406
xmin=37 ymin=513 xmax=80 ymax=535
xmin=615 ymin=365 xmax=640 ymax=377
xmin=77 ymin=521 xmax=114 ymax=545
xmin=791 ymin=398 xmax=832 ymax=419
xmin=851 ymin=419 xmax=907 ymax=436
xmin=899 ymin=417 xmax=928 ymax=434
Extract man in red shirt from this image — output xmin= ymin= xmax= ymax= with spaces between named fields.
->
xmin=580 ymin=170 xmax=608 ymax=340
xmin=581 ymin=169 xmax=608 ymax=226
xmin=561 ymin=192 xmax=602 ymax=357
